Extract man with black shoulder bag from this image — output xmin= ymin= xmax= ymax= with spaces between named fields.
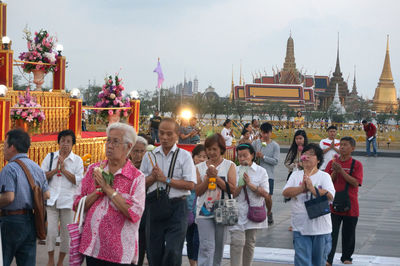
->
xmin=325 ymin=137 xmax=364 ymax=266
xmin=140 ymin=118 xmax=197 ymax=266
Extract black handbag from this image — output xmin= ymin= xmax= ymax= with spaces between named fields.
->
xmin=304 ymin=187 xmax=330 ymax=219
xmin=332 ymin=159 xmax=355 ymax=213
xmin=146 ymin=149 xmax=180 ymax=222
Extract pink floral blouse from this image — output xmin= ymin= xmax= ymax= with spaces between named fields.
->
xmin=73 ymin=159 xmax=145 ymax=264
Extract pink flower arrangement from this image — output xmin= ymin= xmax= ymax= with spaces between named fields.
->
xmin=18 ymin=27 xmax=58 ymax=73
xmin=95 ymin=74 xmax=130 ymax=121
xmin=11 ymin=87 xmax=46 ymax=125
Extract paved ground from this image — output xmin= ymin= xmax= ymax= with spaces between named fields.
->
xmin=12 ymin=154 xmax=400 ymax=265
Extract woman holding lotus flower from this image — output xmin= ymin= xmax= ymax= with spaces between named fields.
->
xmin=230 ymin=143 xmax=270 ymax=266
xmin=73 ymin=122 xmax=146 ymax=265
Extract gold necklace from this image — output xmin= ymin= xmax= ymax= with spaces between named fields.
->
xmin=304 ymin=167 xmax=318 ymax=177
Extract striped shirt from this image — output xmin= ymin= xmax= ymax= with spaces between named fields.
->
xmin=0 ymin=153 xmax=48 ymax=210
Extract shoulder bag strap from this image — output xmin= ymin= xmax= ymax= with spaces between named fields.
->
xmin=49 ymin=152 xmax=54 ymax=172
xmin=223 ymin=179 xmax=232 ymax=199
xmin=166 ymin=148 xmax=180 ymax=195
xmin=14 ymin=159 xmax=35 ymax=191
xmin=243 ymin=186 xmax=250 ymax=205
xmin=345 ymin=159 xmax=356 ymax=192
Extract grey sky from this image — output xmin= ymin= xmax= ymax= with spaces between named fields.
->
xmin=8 ymin=0 xmax=400 ymax=99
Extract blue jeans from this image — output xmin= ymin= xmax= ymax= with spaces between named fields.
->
xmin=1 ymin=213 xmax=37 ymax=266
xmin=151 ymin=128 xmax=159 ymax=143
xmin=293 ymin=231 xmax=331 ymax=266
xmin=366 ymin=137 xmax=377 ymax=156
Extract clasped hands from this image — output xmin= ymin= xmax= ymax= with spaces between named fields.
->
xmin=301 ymin=174 xmax=316 ymax=194
xmin=151 ymin=165 xmax=167 ymax=183
xmin=331 ymin=161 xmax=344 ymax=174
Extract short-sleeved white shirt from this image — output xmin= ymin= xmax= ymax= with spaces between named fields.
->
xmin=319 ymin=138 xmax=340 ymax=170
xmin=196 ymin=159 xmax=236 ymax=219
xmin=140 ymin=144 xmax=197 ymax=199
xmin=283 ymin=170 xmax=335 ymax=235
xmin=41 ymin=151 xmax=84 ymax=209
xmin=221 ymin=127 xmax=233 ymax=146
xmin=230 ymin=163 xmax=269 ymax=231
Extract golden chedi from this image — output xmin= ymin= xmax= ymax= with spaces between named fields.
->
xmin=373 ymin=35 xmax=398 ymax=113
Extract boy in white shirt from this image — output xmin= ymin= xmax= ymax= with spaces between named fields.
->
xmin=319 ymin=125 xmax=340 ymax=171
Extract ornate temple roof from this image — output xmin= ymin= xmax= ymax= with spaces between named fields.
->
xmin=279 ymin=34 xmax=301 ymax=84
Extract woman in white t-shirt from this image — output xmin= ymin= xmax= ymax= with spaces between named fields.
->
xmin=230 ymin=143 xmax=270 ymax=266
xmin=221 ymin=119 xmax=233 ymax=146
xmin=282 ymin=143 xmax=335 ymax=266
xmin=195 ymin=133 xmax=237 ymax=266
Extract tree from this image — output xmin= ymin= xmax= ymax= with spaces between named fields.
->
xmin=220 ymin=98 xmax=233 ymax=119
xmin=346 ymin=97 xmax=371 ymax=122
xmin=138 ymin=89 xmax=157 ymax=115
xmin=232 ymin=99 xmax=247 ymax=122
xmin=205 ymin=94 xmax=221 ymax=120
xmin=376 ymin=112 xmax=390 ymax=125
xmin=13 ymin=74 xmax=27 ymax=91
xmin=190 ymin=93 xmax=208 ymax=120
xmin=258 ymin=100 xmax=271 ymax=120
xmin=82 ymin=84 xmax=102 ymax=106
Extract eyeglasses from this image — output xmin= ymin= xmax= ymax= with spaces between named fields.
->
xmin=106 ymin=138 xmax=127 ymax=147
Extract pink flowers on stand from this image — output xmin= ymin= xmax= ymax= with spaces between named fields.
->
xmin=11 ymin=87 xmax=46 ymax=130
xmin=95 ymin=74 xmax=130 ymax=121
xmin=18 ymin=28 xmax=58 ymax=73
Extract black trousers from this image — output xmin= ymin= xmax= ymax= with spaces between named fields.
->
xmin=137 ymin=208 xmax=147 ymax=266
xmin=86 ymin=256 xmax=132 ymax=265
xmin=145 ymin=199 xmax=187 ymax=266
xmin=327 ymin=213 xmax=358 ymax=264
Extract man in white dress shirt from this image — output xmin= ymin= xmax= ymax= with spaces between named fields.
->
xmin=41 ymin=130 xmax=84 ymax=266
xmin=140 ymin=118 xmax=197 ymax=266
xmin=319 ymin=125 xmax=340 ymax=171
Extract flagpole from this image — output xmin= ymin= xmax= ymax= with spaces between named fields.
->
xmin=157 ymin=57 xmax=161 ymax=112
xmin=158 ymin=87 xmax=161 ymax=112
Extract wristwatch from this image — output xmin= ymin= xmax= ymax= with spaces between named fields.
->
xmin=166 ymin=177 xmax=171 ymax=184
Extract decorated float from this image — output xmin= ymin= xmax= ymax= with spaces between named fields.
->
xmin=0 ymin=2 xmax=140 ymax=168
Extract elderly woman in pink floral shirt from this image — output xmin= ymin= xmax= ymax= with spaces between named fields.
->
xmin=74 ymin=123 xmax=145 ymax=265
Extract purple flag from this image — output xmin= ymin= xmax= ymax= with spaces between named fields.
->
xmin=153 ymin=60 xmax=164 ymax=88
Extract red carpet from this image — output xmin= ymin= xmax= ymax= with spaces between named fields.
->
xmin=31 ymin=131 xmax=106 ymax=142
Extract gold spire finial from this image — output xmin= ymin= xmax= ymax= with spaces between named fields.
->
xmin=386 ymin=34 xmax=389 ymax=51
xmin=231 ymin=64 xmax=234 ymax=86
xmin=239 ymin=60 xmax=243 ymax=85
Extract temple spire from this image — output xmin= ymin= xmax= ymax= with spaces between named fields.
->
xmin=239 ymin=60 xmax=243 ymax=85
xmin=283 ymin=34 xmax=296 ymax=71
xmin=379 ymin=35 xmax=393 ymax=81
xmin=373 ymin=34 xmax=398 ymax=112
xmin=352 ymin=65 xmax=358 ymax=94
xmin=334 ymin=33 xmax=341 ymax=75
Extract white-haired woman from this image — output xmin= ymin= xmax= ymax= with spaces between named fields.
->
xmin=74 ymin=122 xmax=146 ymax=265
xmin=129 ymin=136 xmax=148 ymax=169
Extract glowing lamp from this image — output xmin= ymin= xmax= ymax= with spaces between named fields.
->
xmin=2 ymin=36 xmax=10 ymax=50
xmin=56 ymin=43 xmax=64 ymax=56
xmin=181 ymin=109 xmax=192 ymax=120
xmin=70 ymin=88 xmax=81 ymax=98
xmin=130 ymin=90 xmax=139 ymax=99
xmin=0 ymin=84 xmax=7 ymax=96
